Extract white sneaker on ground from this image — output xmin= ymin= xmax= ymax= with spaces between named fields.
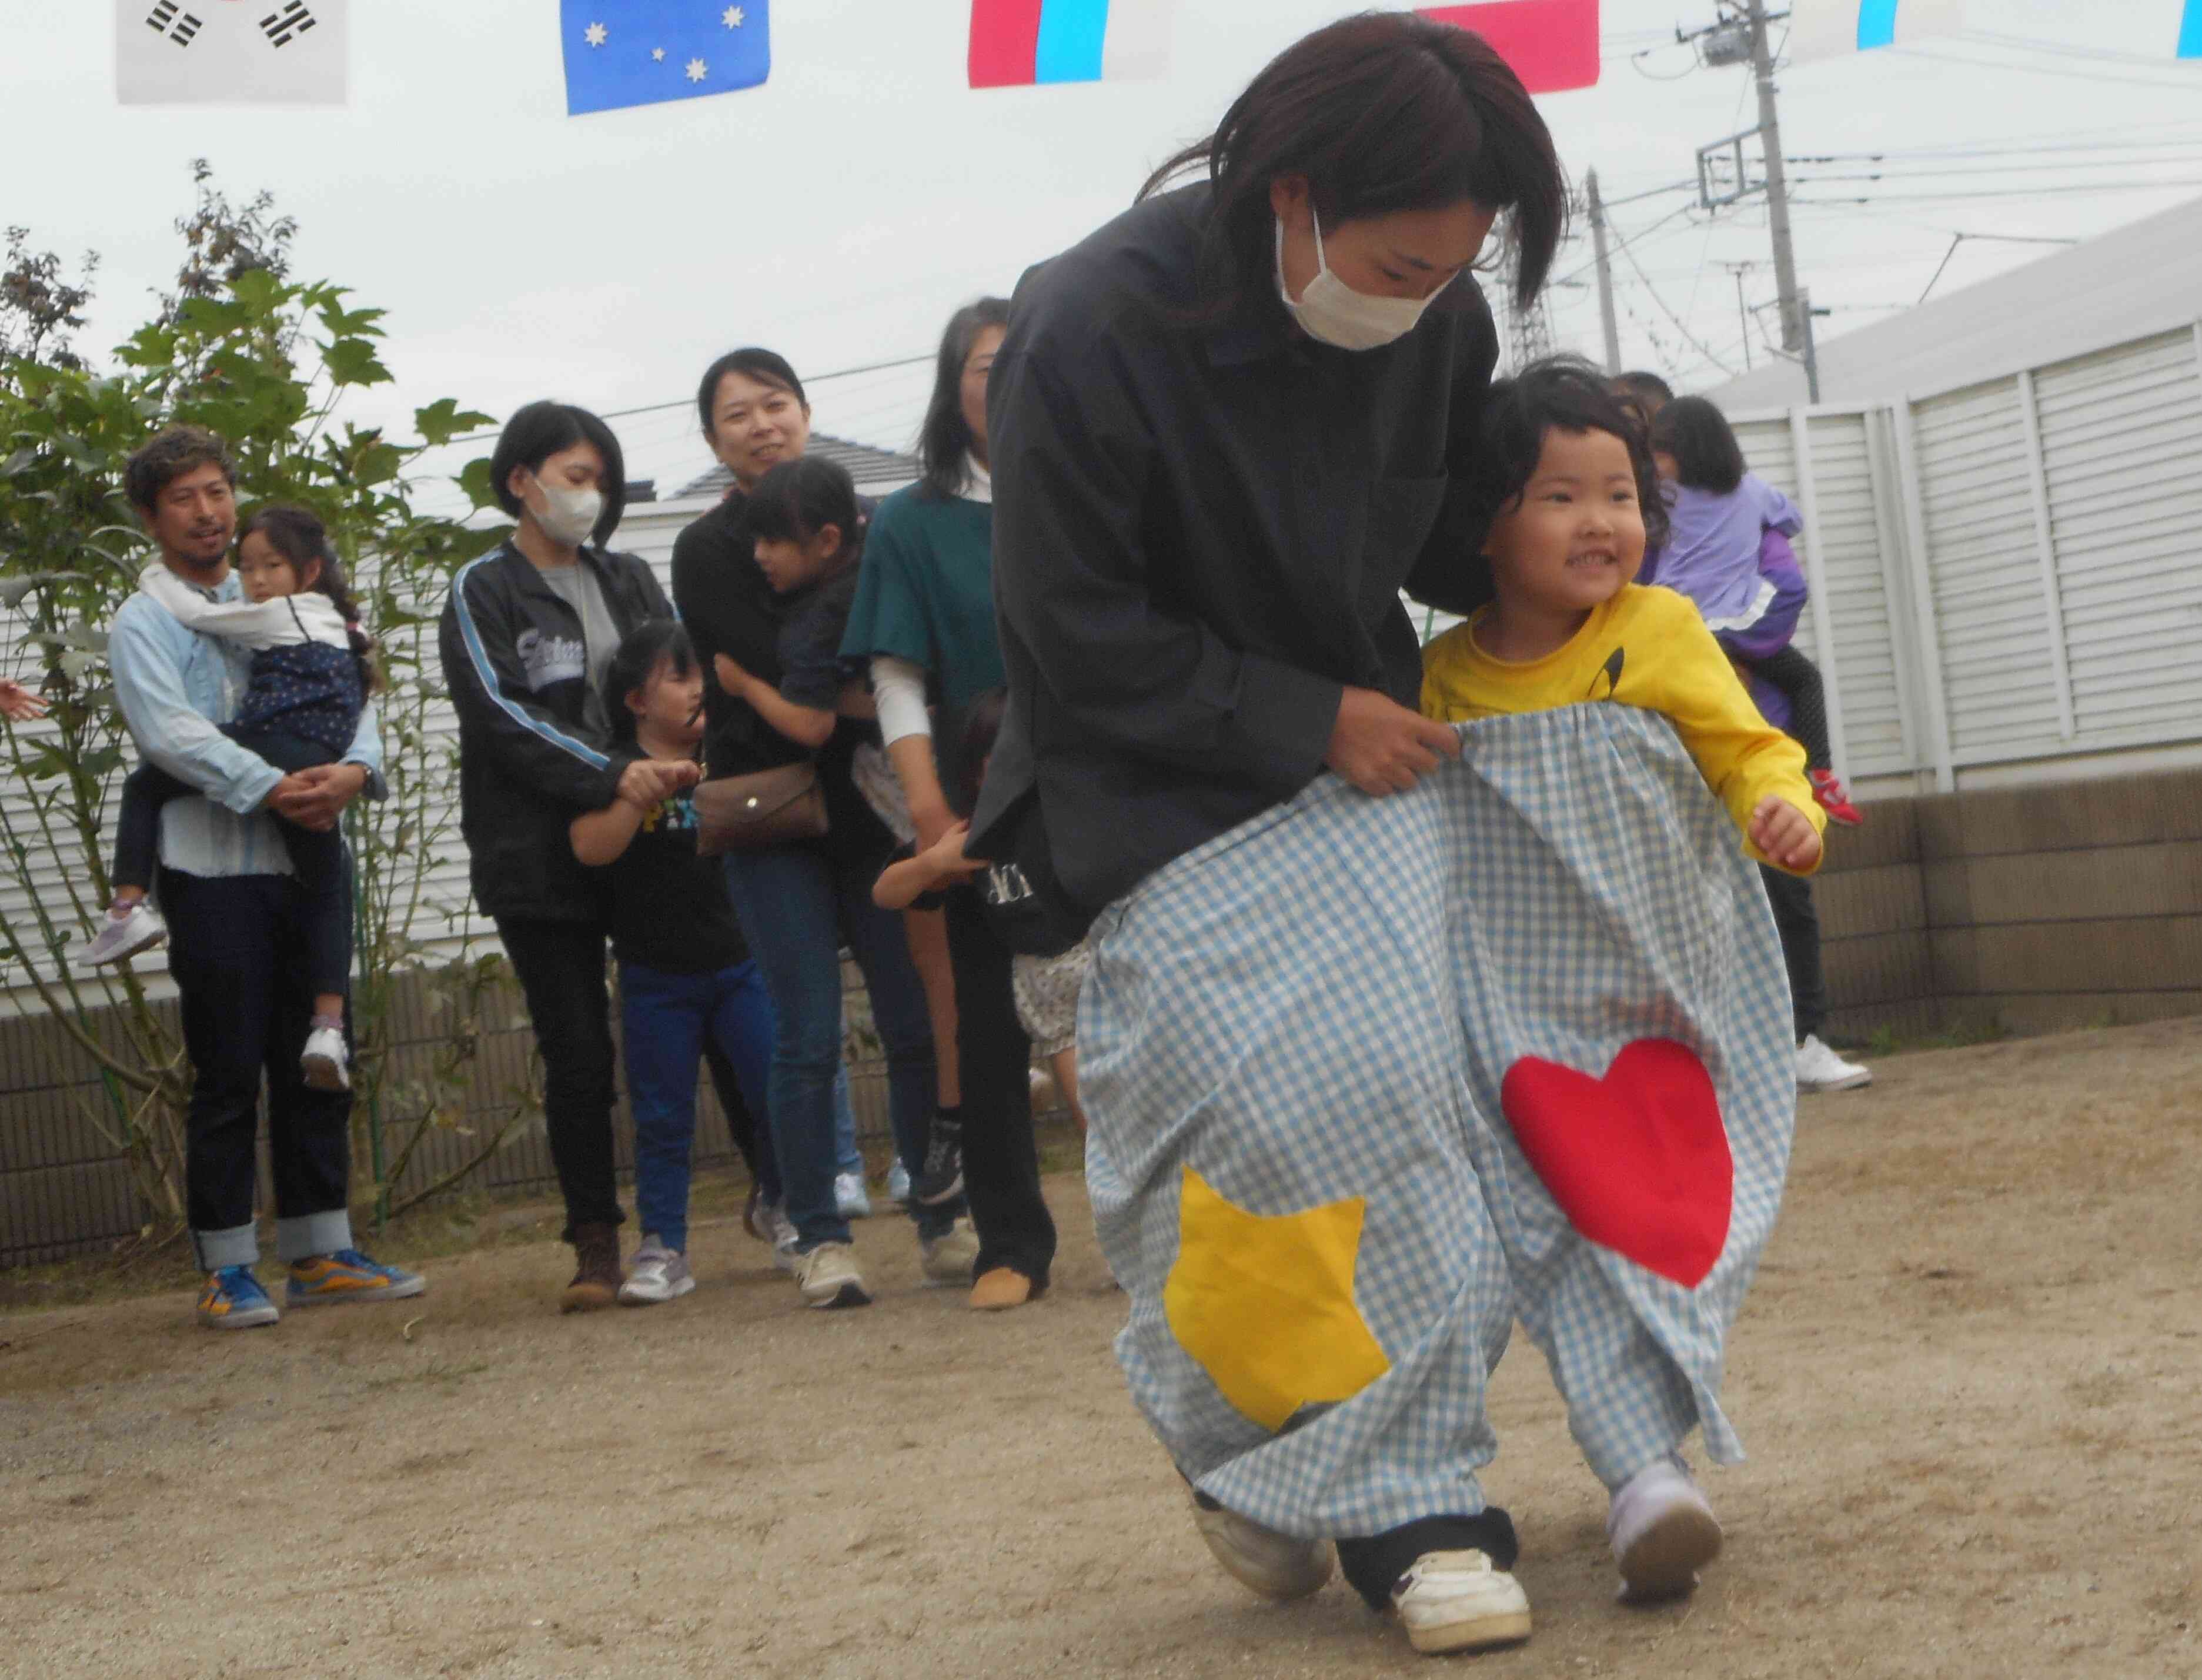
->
xmin=919 ymin=1220 xmax=980 ymax=1287
xmin=300 ymin=1026 xmax=350 ymax=1092
xmin=768 ymin=1205 xmax=799 ymax=1272
xmin=1190 ymin=1492 xmax=1335 ymax=1600
xmin=1608 ymin=1456 xmax=1722 ymax=1602
xmin=885 ymin=1158 xmax=911 ymax=1204
xmin=793 ymin=1241 xmax=871 ymax=1310
xmin=834 ymin=1170 xmax=873 ymax=1220
xmin=1796 ymin=1034 xmax=1872 ymax=1093
xmin=76 ymin=903 xmax=167 ymax=968
xmin=1389 ymin=1550 xmax=1533 ymax=1655
xmin=618 ymin=1236 xmax=695 ymax=1305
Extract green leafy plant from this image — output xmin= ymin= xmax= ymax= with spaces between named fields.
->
xmin=0 ymin=164 xmax=527 ymax=1250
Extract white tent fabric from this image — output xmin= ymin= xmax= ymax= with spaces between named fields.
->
xmin=1705 ymin=195 xmax=2202 ymax=410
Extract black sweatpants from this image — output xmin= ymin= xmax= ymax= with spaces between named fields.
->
xmin=161 ymin=867 xmax=353 ymax=1249
xmin=1760 ymin=864 xmax=1827 ymax=1043
xmin=118 ymin=727 xmax=352 ymax=996
xmin=945 ymin=890 xmax=1057 ymax=1285
xmin=496 ymin=916 xmax=623 ymax=1241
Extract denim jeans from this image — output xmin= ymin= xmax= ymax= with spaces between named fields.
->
xmin=621 ymin=957 xmax=776 ymax=1255
xmin=724 ymin=843 xmax=945 ymax=1249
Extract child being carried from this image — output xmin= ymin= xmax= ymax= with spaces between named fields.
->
xmin=79 ymin=505 xmax=378 ymax=1093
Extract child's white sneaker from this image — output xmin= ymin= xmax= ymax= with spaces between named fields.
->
xmin=619 ymin=1236 xmax=695 ymax=1305
xmin=300 ymin=1026 xmax=350 ymax=1092
xmin=1608 ymin=1455 xmax=1722 ymax=1602
xmin=76 ymin=903 xmax=167 ymax=967
xmin=1389 ymin=1549 xmax=1533 ymax=1654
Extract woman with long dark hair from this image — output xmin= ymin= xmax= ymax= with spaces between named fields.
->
xmin=970 ymin=12 xmax=1602 ymax=1655
xmin=439 ymin=401 xmax=691 ymax=1311
xmin=840 ymin=297 xmax=1056 ymax=1310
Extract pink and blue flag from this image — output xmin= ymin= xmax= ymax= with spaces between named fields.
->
xmin=968 ymin=0 xmax=1175 ymax=88
xmin=561 ymin=2 xmax=769 ymax=116
xmin=1418 ymin=1 xmax=1601 ymax=95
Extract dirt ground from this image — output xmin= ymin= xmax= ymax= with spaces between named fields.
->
xmin=4 ymin=1020 xmax=2200 ymax=1680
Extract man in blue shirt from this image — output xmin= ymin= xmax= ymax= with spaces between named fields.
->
xmin=108 ymin=426 xmax=424 ymax=1328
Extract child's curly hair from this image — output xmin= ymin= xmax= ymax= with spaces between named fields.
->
xmin=1441 ymin=356 xmax=1671 ymax=615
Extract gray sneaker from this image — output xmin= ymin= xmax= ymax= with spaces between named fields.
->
xmin=919 ymin=1219 xmax=980 ymax=1288
xmin=834 ymin=1170 xmax=873 ymax=1220
xmin=76 ymin=903 xmax=167 ymax=968
xmin=618 ymin=1235 xmax=696 ymax=1305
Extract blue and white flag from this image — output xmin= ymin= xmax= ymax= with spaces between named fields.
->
xmin=560 ymin=2 xmax=771 ymax=116
xmin=117 ymin=0 xmax=348 ymax=105
xmin=1785 ymin=0 xmax=1964 ymax=63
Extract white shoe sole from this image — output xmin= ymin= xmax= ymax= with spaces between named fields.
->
xmin=1799 ymin=1069 xmax=1873 ymax=1093
xmin=1616 ymin=1502 xmax=1723 ymax=1602
xmin=200 ymin=1305 xmax=279 ymax=1330
xmin=1403 ymin=1608 xmax=1533 ymax=1655
xmin=76 ymin=929 xmax=166 ymax=968
xmin=618 ymin=1275 xmax=697 ymax=1305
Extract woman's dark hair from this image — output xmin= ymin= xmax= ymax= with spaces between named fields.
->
xmin=953 ymin=688 xmax=1009 ymax=817
xmin=1443 ymin=356 xmax=1669 ymax=610
xmin=125 ymin=425 xmax=236 ymax=513
xmin=1650 ymin=396 xmax=1746 ymax=496
xmin=488 ymin=401 xmax=625 ymax=545
xmin=916 ymin=298 xmax=1012 ymax=501
xmin=1139 ymin=11 xmax=1565 ymax=318
xmin=603 ymin=618 xmax=697 ymax=747
xmin=238 ymin=503 xmax=385 ymax=696
xmin=1613 ymin=370 xmax=1675 ymax=408
xmin=695 ymin=348 xmax=808 ymax=439
xmin=746 ymin=456 xmax=864 ymax=566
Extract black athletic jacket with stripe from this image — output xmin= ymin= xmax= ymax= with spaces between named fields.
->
xmin=438 ymin=541 xmax=672 ymax=925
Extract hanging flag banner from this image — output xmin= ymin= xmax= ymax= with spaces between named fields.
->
xmin=1418 ymin=1 xmax=1600 ymax=94
xmin=969 ymin=0 xmax=1176 ymax=89
xmin=1784 ymin=0 xmax=1965 ymax=64
xmin=117 ymin=0 xmax=348 ymax=106
xmin=561 ymin=1 xmax=771 ymax=115
xmin=2173 ymin=0 xmax=2201 ymax=57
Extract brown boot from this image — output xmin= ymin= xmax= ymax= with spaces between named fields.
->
xmin=562 ymin=1223 xmax=623 ymax=1313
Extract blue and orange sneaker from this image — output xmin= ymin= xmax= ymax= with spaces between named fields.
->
xmin=198 ymin=1265 xmax=280 ymax=1330
xmin=287 ymin=1249 xmax=427 ymax=1308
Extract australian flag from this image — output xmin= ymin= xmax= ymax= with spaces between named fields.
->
xmin=561 ymin=2 xmax=771 ymax=116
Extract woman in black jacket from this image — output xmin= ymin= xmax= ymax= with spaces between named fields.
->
xmin=439 ymin=401 xmax=692 ymax=1311
xmin=972 ymin=12 xmax=1579 ymax=1656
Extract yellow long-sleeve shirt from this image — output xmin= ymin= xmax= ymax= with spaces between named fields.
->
xmin=1420 ymin=585 xmax=1823 ymax=874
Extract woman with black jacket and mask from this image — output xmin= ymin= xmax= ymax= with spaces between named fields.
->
xmin=439 ymin=401 xmax=694 ymax=1312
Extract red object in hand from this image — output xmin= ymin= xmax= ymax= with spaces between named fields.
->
xmin=1500 ymin=1038 xmax=1732 ymax=1288
xmin=1418 ymin=0 xmax=1601 ymax=94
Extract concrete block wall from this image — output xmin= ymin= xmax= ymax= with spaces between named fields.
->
xmin=1816 ymin=764 xmax=2202 ymax=1041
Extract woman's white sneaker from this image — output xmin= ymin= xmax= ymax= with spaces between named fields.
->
xmin=1796 ymin=1034 xmax=1872 ymax=1092
xmin=1189 ymin=1492 xmax=1335 ymax=1599
xmin=618 ymin=1237 xmax=695 ymax=1305
xmin=793 ymin=1241 xmax=871 ymax=1309
xmin=1608 ymin=1457 xmax=1722 ymax=1602
xmin=1390 ymin=1550 xmax=1532 ymax=1654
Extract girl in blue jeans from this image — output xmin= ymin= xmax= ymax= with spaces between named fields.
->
xmin=571 ymin=619 xmax=778 ymax=1304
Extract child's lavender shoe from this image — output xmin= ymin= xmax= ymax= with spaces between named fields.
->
xmin=76 ymin=903 xmax=167 ymax=967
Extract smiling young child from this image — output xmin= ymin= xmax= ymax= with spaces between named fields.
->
xmin=83 ymin=504 xmax=379 ymax=1092
xmin=1421 ymin=362 xmax=1823 ymax=879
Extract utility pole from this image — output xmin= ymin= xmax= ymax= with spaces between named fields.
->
xmin=1586 ymin=169 xmax=1622 ymax=375
xmin=1723 ymin=262 xmax=1756 ymax=369
xmin=1743 ymin=0 xmax=1805 ymax=352
xmin=1800 ymin=287 xmax=1823 ymax=403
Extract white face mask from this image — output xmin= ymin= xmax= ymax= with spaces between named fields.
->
xmin=526 ymin=473 xmax=604 ymax=547
xmin=1276 ymin=208 xmax=1452 ymax=352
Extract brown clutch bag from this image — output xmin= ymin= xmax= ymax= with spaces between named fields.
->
xmin=693 ymin=763 xmax=828 ymax=856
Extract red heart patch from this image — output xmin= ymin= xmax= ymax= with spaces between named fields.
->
xmin=1499 ymin=1038 xmax=1732 ymax=1288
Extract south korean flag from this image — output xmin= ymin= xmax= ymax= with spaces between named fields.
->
xmin=118 ymin=0 xmax=348 ymax=106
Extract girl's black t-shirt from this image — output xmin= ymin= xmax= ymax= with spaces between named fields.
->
xmin=670 ymin=493 xmax=805 ymax=780
xmin=603 ymin=784 xmax=749 ymax=974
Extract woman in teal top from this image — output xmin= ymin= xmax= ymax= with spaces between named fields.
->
xmin=841 ymin=296 xmax=1057 ymax=1307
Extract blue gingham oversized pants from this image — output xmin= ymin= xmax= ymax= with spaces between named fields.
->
xmin=1078 ymin=704 xmax=1796 ymax=1539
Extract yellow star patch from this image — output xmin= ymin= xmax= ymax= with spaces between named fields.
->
xmin=1163 ymin=1165 xmax=1391 ymax=1434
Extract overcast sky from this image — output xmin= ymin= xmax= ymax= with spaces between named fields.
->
xmin=5 ymin=0 xmax=2199 ymax=508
